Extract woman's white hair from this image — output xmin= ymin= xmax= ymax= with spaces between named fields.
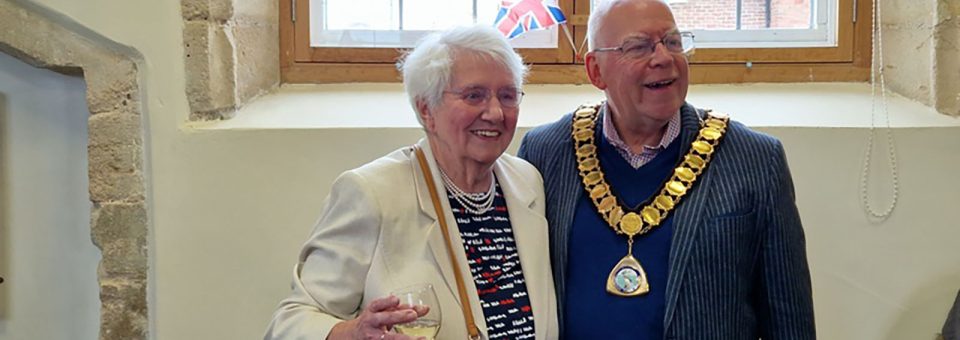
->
xmin=397 ymin=25 xmax=528 ymax=126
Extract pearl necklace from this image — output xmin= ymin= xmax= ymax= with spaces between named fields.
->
xmin=438 ymin=168 xmax=496 ymax=215
xmin=859 ymin=0 xmax=900 ymax=221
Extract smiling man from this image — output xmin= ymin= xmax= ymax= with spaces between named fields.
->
xmin=517 ymin=0 xmax=815 ymax=338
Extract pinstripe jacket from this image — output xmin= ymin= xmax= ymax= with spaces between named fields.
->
xmin=518 ymin=103 xmax=815 ymax=339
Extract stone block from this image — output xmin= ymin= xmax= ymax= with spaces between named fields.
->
xmin=89 ymin=171 xmax=145 ymax=203
xmin=85 ymin=57 xmax=140 ymax=114
xmin=89 ymin=143 xmax=142 ymax=175
xmin=883 ymin=0 xmax=937 ymax=26
xmin=99 ymin=279 xmax=147 ymax=340
xmin=88 ymin=111 xmax=143 ymax=147
xmin=879 ymin=24 xmax=936 ymax=106
xmin=0 ymin=4 xmax=85 ymax=73
xmin=934 ymin=17 xmax=960 ymax=115
xmin=181 ymin=0 xmax=233 ymax=22
xmin=942 ymin=0 xmax=960 ymax=19
xmin=232 ymin=22 xmax=279 ymax=104
xmin=183 ymin=21 xmax=238 ymax=118
xmin=91 ymin=203 xmax=147 ymax=244
xmin=91 ymin=203 xmax=147 ymax=278
xmin=97 ymin=239 xmax=148 ymax=279
xmin=231 ymin=0 xmax=278 ymax=24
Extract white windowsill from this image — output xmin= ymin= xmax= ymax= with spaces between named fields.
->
xmin=188 ymin=82 xmax=960 ymax=130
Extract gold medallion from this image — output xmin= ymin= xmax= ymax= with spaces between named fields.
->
xmin=606 ymin=252 xmax=650 ymax=297
xmin=571 ymin=102 xmax=728 ymax=298
xmin=620 ymin=213 xmax=642 ymax=234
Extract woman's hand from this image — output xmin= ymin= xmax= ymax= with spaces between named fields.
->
xmin=327 ymin=295 xmax=429 ymax=340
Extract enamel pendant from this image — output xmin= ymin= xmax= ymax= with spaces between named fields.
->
xmin=605 ymin=253 xmax=650 ymax=297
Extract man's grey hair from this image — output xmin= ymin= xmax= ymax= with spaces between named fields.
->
xmin=587 ymin=0 xmax=670 ymax=51
xmin=397 ymin=25 xmax=528 ymax=126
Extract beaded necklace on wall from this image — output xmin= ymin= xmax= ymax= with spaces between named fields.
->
xmin=860 ymin=0 xmax=900 ymax=221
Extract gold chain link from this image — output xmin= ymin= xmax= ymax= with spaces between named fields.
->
xmin=572 ymin=102 xmax=730 ymax=239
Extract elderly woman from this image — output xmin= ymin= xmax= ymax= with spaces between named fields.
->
xmin=264 ymin=25 xmax=558 ymax=340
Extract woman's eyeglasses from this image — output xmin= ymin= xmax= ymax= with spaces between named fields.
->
xmin=444 ymin=87 xmax=525 ymax=108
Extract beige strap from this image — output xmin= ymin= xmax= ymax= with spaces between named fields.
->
xmin=413 ymin=145 xmax=482 ymax=340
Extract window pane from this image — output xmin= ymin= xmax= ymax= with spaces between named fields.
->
xmin=311 ymin=0 xmax=560 ymax=48
xmin=670 ymin=0 xmax=812 ymax=30
xmin=321 ymin=0 xmax=399 ymax=30
xmin=590 ymin=0 xmax=832 ymax=48
xmin=402 ymin=0 xmax=474 ymax=30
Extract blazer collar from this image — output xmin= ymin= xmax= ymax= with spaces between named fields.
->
xmin=411 ymin=138 xmax=544 ymax=339
xmin=411 ymin=138 xmax=536 ymax=217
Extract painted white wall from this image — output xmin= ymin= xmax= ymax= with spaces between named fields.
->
xmin=7 ymin=0 xmax=960 ymax=339
xmin=0 ymin=51 xmax=100 ymax=340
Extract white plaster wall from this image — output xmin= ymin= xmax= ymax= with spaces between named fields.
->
xmin=0 ymin=51 xmax=100 ymax=340
xmin=12 ymin=0 xmax=960 ymax=339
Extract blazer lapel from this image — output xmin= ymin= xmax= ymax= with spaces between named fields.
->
xmin=663 ymin=104 xmax=715 ymax=331
xmin=551 ymin=112 xmax=585 ymax=301
xmin=494 ymin=160 xmax=550 ymax=338
xmin=413 ymin=139 xmax=489 ymax=339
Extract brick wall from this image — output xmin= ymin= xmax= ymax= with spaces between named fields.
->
xmin=669 ymin=0 xmax=811 ymax=30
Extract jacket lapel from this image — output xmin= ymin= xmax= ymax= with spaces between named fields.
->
xmin=412 ymin=139 xmax=489 ymax=338
xmin=494 ymin=160 xmax=550 ymax=338
xmin=663 ymin=104 xmax=715 ymax=331
xmin=551 ymin=112 xmax=586 ymax=302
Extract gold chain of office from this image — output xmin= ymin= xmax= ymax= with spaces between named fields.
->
xmin=572 ymin=102 xmax=730 ymax=239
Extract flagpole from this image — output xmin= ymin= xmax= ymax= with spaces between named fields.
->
xmin=560 ymin=24 xmax=579 ymax=60
xmin=577 ymin=32 xmax=589 ymax=62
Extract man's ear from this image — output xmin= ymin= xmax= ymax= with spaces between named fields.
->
xmin=584 ymin=52 xmax=607 ymax=90
xmin=416 ymin=99 xmax=434 ymax=131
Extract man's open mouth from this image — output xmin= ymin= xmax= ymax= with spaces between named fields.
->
xmin=644 ymin=79 xmax=675 ymax=89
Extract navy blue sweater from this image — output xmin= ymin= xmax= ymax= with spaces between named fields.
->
xmin=563 ymin=133 xmax=681 ymax=339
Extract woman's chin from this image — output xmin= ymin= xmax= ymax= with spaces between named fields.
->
xmin=467 ymin=150 xmax=505 ymax=167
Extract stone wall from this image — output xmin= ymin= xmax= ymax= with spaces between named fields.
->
xmin=934 ymin=0 xmax=959 ymax=116
xmin=883 ymin=0 xmax=960 ymax=116
xmin=0 ymin=0 xmax=148 ymax=339
xmin=182 ymin=0 xmax=279 ymax=120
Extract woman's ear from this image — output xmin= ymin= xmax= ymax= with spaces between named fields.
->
xmin=416 ymin=99 xmax=434 ymax=132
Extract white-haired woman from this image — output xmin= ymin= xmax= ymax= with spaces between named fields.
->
xmin=264 ymin=25 xmax=558 ymax=340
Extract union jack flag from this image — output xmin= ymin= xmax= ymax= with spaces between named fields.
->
xmin=493 ymin=0 xmax=568 ymax=39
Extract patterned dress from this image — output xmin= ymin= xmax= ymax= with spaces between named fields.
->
xmin=447 ymin=180 xmax=536 ymax=339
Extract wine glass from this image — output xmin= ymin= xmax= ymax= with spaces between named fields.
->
xmin=391 ymin=283 xmax=441 ymax=340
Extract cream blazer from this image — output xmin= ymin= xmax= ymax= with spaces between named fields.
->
xmin=265 ymin=139 xmax=559 ymax=340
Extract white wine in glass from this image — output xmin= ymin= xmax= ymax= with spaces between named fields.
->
xmin=391 ymin=284 xmax=441 ymax=340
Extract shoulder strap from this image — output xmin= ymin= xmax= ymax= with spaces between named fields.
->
xmin=412 ymin=145 xmax=482 ymax=340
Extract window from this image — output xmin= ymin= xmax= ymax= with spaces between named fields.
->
xmin=311 ymin=0 xmax=561 ymax=49
xmin=655 ymin=0 xmax=835 ymax=48
xmin=280 ymin=0 xmax=870 ymax=84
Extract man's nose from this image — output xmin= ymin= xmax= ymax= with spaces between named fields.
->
xmin=648 ymin=42 xmax=674 ymax=66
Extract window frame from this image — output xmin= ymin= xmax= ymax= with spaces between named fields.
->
xmin=280 ymin=0 xmax=871 ymax=84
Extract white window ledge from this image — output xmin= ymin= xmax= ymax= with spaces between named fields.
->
xmin=189 ymin=82 xmax=960 ymax=130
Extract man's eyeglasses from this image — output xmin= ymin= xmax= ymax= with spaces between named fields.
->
xmin=592 ymin=31 xmax=695 ymax=60
xmin=444 ymin=87 xmax=525 ymax=108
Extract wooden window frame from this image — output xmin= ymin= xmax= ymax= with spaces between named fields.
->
xmin=280 ymin=0 xmax=871 ymax=84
